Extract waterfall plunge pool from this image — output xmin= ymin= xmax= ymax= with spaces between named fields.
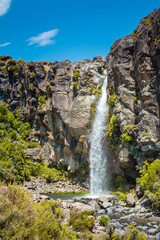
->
xmin=43 ymin=192 xmax=114 ymax=200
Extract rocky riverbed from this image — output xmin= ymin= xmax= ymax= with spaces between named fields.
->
xmin=24 ymin=179 xmax=160 ymax=239
xmin=59 ymin=195 xmax=160 ymax=239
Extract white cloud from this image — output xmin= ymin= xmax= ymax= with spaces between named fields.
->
xmin=0 ymin=42 xmax=11 ymax=47
xmin=27 ymin=29 xmax=58 ymax=47
xmin=0 ymin=0 xmax=12 ymax=16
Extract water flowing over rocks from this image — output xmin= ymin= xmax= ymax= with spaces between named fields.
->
xmin=56 ymin=195 xmax=160 ymax=239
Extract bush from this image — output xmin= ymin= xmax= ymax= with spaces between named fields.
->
xmin=0 ymin=61 xmax=5 ymax=66
xmin=106 ymin=114 xmax=119 ymax=144
xmin=137 ymin=159 xmax=160 ymax=210
xmin=125 ymin=228 xmax=148 ymax=240
xmin=73 ymin=69 xmax=80 ymax=81
xmin=100 ymin=215 xmax=110 ymax=226
xmin=0 ymin=183 xmax=78 ymax=240
xmin=69 ymin=210 xmax=95 ymax=232
xmin=0 ymin=102 xmax=67 ymax=183
xmin=121 ymin=132 xmax=133 ymax=143
xmin=46 ymin=82 xmax=51 ymax=91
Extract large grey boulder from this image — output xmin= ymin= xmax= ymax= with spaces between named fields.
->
xmin=71 ymin=202 xmax=94 ymax=212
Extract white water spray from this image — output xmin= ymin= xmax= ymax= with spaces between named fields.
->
xmin=89 ymin=75 xmax=108 ymax=196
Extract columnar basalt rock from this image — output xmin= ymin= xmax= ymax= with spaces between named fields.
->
xmin=106 ymin=9 xmax=160 ymax=177
xmin=0 ymin=56 xmax=106 ymax=173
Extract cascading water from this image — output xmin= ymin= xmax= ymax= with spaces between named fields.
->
xmin=89 ymin=75 xmax=108 ymax=196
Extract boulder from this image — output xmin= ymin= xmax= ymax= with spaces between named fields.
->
xmin=88 ymin=200 xmax=100 ymax=211
xmin=125 ymin=193 xmax=136 ymax=207
xmin=98 ymin=195 xmax=108 ymax=203
xmin=71 ymin=202 xmax=94 ymax=212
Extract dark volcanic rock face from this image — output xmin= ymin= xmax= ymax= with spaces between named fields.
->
xmin=0 ymin=56 xmax=106 ymax=172
xmin=106 ymin=9 xmax=160 ymax=177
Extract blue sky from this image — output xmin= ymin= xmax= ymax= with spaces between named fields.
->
xmin=0 ymin=0 xmax=159 ymax=62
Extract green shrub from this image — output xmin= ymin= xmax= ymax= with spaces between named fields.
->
xmin=133 ymin=97 xmax=137 ymax=107
xmin=69 ymin=210 xmax=95 ymax=232
xmin=0 ymin=183 xmax=78 ymax=240
xmin=0 ymin=61 xmax=5 ymax=66
xmin=100 ymin=215 xmax=110 ymax=226
xmin=121 ymin=132 xmax=133 ymax=143
xmin=125 ymin=228 xmax=148 ymax=240
xmin=106 ymin=114 xmax=119 ymax=144
xmin=29 ymin=83 xmax=33 ymax=90
xmin=137 ymin=159 xmax=160 ymax=210
xmin=46 ymin=82 xmax=51 ymax=91
xmin=73 ymin=69 xmax=80 ymax=81
xmin=31 ymin=71 xmax=36 ymax=79
xmin=38 ymin=96 xmax=47 ymax=111
xmin=73 ymin=81 xmax=78 ymax=89
xmin=17 ymin=59 xmax=25 ymax=64
xmin=41 ymin=166 xmax=67 ymax=183
xmin=0 ymin=103 xmax=67 ymax=183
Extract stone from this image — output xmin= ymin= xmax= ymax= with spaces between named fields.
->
xmin=98 ymin=196 xmax=108 ymax=203
xmin=26 ymin=148 xmax=41 ymax=156
xmin=125 ymin=193 xmax=136 ymax=207
xmin=88 ymin=200 xmax=100 ymax=211
xmin=97 ymin=209 xmax=105 ymax=214
xmin=71 ymin=202 xmax=93 ymax=212
xmin=102 ymin=201 xmax=112 ymax=209
xmin=148 ymin=228 xmax=158 ymax=235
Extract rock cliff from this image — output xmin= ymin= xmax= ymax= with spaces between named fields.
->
xmin=0 ymin=55 xmax=106 ymax=174
xmin=0 ymin=9 xmax=159 ymax=180
xmin=106 ymin=8 xmax=160 ymax=178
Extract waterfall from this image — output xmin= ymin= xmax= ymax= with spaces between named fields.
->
xmin=89 ymin=75 xmax=108 ymax=196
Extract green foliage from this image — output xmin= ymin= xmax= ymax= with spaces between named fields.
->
xmin=73 ymin=81 xmax=78 ymax=89
xmin=121 ymin=125 xmax=134 ymax=143
xmin=0 ymin=61 xmax=5 ymax=66
xmin=0 ymin=102 xmax=38 ymax=182
xmin=39 ymin=66 xmax=45 ymax=72
xmin=144 ymin=18 xmax=151 ymax=26
xmin=42 ymin=60 xmax=47 ymax=65
xmin=106 ymin=93 xmax=120 ymax=145
xmin=111 ymin=191 xmax=127 ymax=201
xmin=29 ymin=83 xmax=33 ymax=90
xmin=106 ymin=114 xmax=119 ymax=144
xmin=46 ymin=82 xmax=51 ymax=91
xmin=38 ymin=96 xmax=47 ymax=111
xmin=41 ymin=166 xmax=67 ymax=183
xmin=17 ymin=59 xmax=25 ymax=64
xmin=91 ymin=103 xmax=96 ymax=114
xmin=0 ymin=102 xmax=67 ymax=183
xmin=15 ymin=109 xmax=22 ymax=120
xmin=4 ymin=59 xmax=19 ymax=76
xmin=143 ymin=132 xmax=149 ymax=136
xmin=100 ymin=215 xmax=110 ymax=226
xmin=121 ymin=132 xmax=133 ymax=143
xmin=124 ymin=228 xmax=148 ymax=240
xmin=31 ymin=71 xmax=36 ymax=79
xmin=133 ymin=97 xmax=137 ymax=107
xmin=90 ymin=86 xmax=101 ymax=98
xmin=69 ymin=210 xmax=95 ymax=232
xmin=107 ymin=93 xmax=118 ymax=109
xmin=137 ymin=159 xmax=160 ymax=210
xmin=73 ymin=69 xmax=80 ymax=81
xmin=0 ymin=183 xmax=78 ymax=240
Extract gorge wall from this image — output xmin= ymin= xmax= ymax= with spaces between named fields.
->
xmin=106 ymin=8 xmax=160 ymax=178
xmin=0 ymin=9 xmax=159 ymax=180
